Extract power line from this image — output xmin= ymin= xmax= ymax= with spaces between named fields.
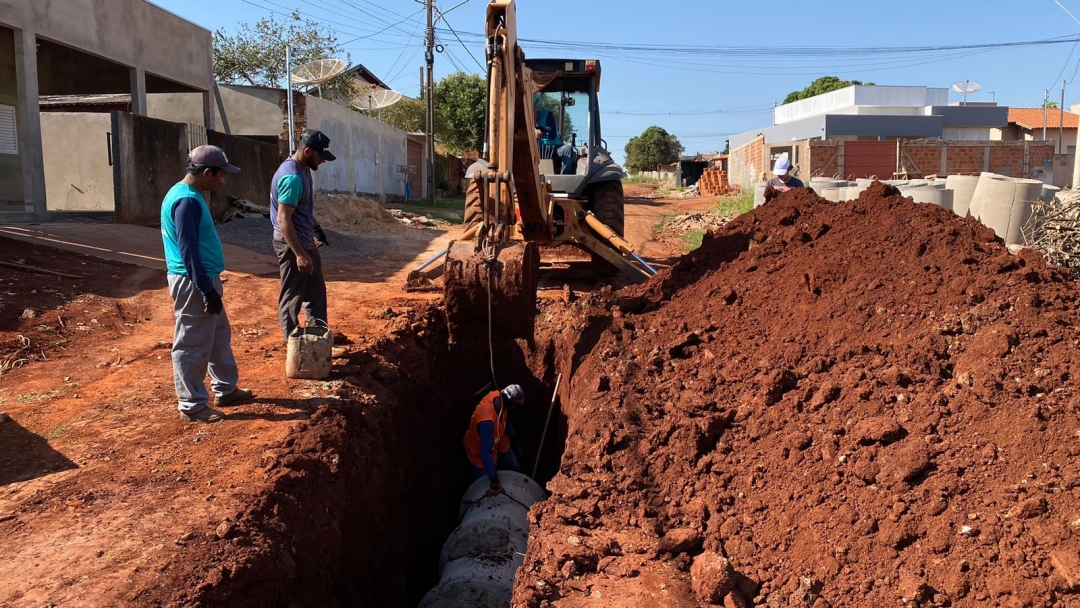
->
xmin=441 ymin=29 xmax=1078 ymax=58
xmin=435 ymin=6 xmax=484 ymax=71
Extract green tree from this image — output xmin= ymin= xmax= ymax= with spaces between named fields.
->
xmin=376 ymin=96 xmax=448 ymax=135
xmin=783 ymin=76 xmax=875 ymax=104
xmin=1045 ymin=100 xmax=1060 ymax=109
xmin=212 ymin=12 xmax=353 ymax=102
xmin=434 ymin=72 xmax=486 ymax=154
xmin=623 ymin=126 xmax=684 ymax=173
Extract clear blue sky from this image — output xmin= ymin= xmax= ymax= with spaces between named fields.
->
xmin=152 ymin=0 xmax=1080 ymax=163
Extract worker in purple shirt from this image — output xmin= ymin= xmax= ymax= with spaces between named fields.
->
xmin=269 ymin=130 xmax=336 ymax=341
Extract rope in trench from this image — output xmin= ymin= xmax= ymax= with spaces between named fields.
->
xmin=485 ymin=255 xmax=500 ymax=392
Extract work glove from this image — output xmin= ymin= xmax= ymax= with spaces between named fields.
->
xmin=484 ymin=482 xmax=504 ymax=498
xmin=203 ymin=289 xmax=223 ymax=315
xmin=313 ymin=226 xmax=329 ymax=248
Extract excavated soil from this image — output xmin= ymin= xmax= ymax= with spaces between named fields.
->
xmin=514 ymin=183 xmax=1080 ymax=607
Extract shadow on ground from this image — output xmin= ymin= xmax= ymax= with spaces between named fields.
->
xmin=0 ymin=417 xmax=78 ymax=486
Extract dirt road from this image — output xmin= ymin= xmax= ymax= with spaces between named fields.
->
xmin=0 ymin=188 xmax=694 ymax=607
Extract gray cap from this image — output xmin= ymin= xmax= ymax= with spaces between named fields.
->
xmin=501 ymin=384 xmax=525 ymax=405
xmin=189 ymin=145 xmax=240 ymax=173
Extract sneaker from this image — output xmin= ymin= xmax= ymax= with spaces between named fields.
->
xmin=180 ymin=407 xmax=226 ymax=423
xmin=216 ymin=388 xmax=255 ymax=407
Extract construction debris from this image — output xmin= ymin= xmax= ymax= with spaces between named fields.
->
xmin=1024 ymin=190 xmax=1080 ymax=277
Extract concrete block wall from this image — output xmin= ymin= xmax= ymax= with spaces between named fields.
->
xmin=301 ymin=94 xmax=408 ymax=198
xmin=40 ymin=112 xmax=114 ymax=211
xmin=729 ymin=135 xmax=765 ymax=188
xmin=206 ymin=130 xmax=282 ymax=218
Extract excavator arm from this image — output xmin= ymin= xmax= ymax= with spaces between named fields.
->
xmin=482 ymin=0 xmax=549 ymax=242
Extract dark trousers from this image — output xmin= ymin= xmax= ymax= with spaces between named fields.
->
xmin=470 ymin=449 xmax=521 ymax=480
xmin=273 ymin=240 xmax=328 ymax=341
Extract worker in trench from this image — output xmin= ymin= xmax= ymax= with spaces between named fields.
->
xmin=464 ymin=384 xmax=526 ymax=497
xmin=159 ymin=145 xmax=255 ymax=423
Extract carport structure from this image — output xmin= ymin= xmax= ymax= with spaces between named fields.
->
xmin=0 ymin=0 xmax=214 ymax=221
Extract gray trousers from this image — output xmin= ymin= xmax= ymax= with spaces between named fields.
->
xmin=273 ymin=240 xmax=328 ymax=341
xmin=168 ymin=275 xmax=238 ymax=413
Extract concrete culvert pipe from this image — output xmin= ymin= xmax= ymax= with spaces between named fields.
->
xmin=969 ymin=173 xmax=1043 ymax=246
xmin=945 ymin=175 xmax=980 ymax=217
xmin=1041 ymin=184 xmax=1061 ymax=203
xmin=420 ymin=471 xmax=546 ymax=608
xmin=905 ymin=187 xmax=954 ymax=210
xmin=754 ymin=183 xmax=767 ymax=208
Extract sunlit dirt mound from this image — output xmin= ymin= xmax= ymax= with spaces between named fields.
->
xmin=515 ymin=182 xmax=1080 ymax=607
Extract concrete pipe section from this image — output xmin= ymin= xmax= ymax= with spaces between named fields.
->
xmin=1041 ymin=184 xmax=1061 ymax=204
xmin=419 ymin=471 xmax=546 ymax=608
xmin=969 ymin=173 xmax=1044 ymax=246
xmin=945 ymin=175 xmax=980 ymax=217
xmin=899 ymin=186 xmax=954 ymax=210
xmin=753 ymin=182 xmax=767 ymax=208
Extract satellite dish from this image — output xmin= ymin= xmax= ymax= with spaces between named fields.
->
xmin=349 ymin=75 xmax=403 ymax=112
xmin=291 ymin=58 xmax=348 ymax=86
xmin=951 ymin=80 xmax=982 ymax=104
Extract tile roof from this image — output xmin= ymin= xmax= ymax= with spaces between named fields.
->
xmin=1009 ymin=107 xmax=1078 ymax=130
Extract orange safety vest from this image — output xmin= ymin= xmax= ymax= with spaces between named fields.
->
xmin=463 ymin=391 xmax=511 ymax=469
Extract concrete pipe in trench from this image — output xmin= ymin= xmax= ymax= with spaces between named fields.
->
xmin=419 ymin=471 xmax=546 ymax=608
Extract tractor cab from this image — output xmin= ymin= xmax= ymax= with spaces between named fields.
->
xmin=525 ymin=58 xmax=624 ymax=200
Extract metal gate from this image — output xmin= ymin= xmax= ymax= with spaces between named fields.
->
xmin=844 ymin=141 xmax=896 ymax=180
xmin=406 ymin=139 xmax=422 ymax=196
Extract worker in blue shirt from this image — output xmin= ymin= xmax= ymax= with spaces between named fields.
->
xmin=159 ymin=145 xmax=254 ymax=423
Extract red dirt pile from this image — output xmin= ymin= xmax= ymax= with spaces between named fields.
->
xmin=515 ymin=182 xmax=1080 ymax=607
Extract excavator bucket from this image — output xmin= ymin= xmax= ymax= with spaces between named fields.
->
xmin=443 ymin=241 xmax=540 ymax=345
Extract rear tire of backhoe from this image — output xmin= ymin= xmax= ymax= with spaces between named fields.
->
xmin=588 ymin=180 xmax=625 ymax=237
xmin=586 ymin=180 xmax=625 ymax=272
xmin=463 ymin=177 xmax=482 ymax=228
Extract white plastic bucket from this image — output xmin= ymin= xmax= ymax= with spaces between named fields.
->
xmin=285 ymin=319 xmax=333 ymax=379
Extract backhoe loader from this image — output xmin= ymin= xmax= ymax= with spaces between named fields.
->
xmin=407 ymin=0 xmax=655 ymax=339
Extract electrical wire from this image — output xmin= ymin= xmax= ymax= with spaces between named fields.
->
xmin=435 ymin=7 xmax=485 ymax=71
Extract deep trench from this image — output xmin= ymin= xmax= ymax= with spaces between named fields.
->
xmin=339 ymin=310 xmax=569 ymax=608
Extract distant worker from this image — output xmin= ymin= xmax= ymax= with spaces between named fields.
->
xmin=270 ymin=129 xmax=336 ymax=341
xmin=535 ymin=109 xmax=575 ymax=175
xmin=766 ymin=157 xmax=804 ymax=192
xmin=160 ymin=145 xmax=254 ymax=423
xmin=464 ymin=384 xmax=526 ymax=496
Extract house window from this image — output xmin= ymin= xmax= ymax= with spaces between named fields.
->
xmin=1069 ymin=145 xmax=1076 ymax=155
xmin=0 ymin=105 xmax=16 ymax=155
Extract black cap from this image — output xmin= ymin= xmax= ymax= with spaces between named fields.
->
xmin=299 ymin=129 xmax=337 ymax=161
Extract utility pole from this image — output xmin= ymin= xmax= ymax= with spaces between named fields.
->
xmin=424 ymin=0 xmax=436 ymax=206
xmin=286 ymin=44 xmax=295 ymax=155
xmin=1061 ymin=80 xmax=1067 ymax=156
xmin=1044 ymin=89 xmax=1049 ymax=142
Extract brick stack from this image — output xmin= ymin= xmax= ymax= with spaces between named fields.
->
xmin=697 ymin=167 xmax=735 ymax=197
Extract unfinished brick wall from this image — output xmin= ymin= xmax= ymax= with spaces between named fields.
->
xmin=901 ymin=146 xmax=941 ymax=176
xmin=809 ymin=140 xmax=841 ymax=177
xmin=730 ymin=135 xmax=765 ymax=188
xmin=945 ymin=146 xmax=986 ymax=175
xmin=900 ymin=140 xmax=1058 ymax=180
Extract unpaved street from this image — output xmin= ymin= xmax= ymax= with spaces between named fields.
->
xmin=0 ymin=189 xmax=695 ymax=607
